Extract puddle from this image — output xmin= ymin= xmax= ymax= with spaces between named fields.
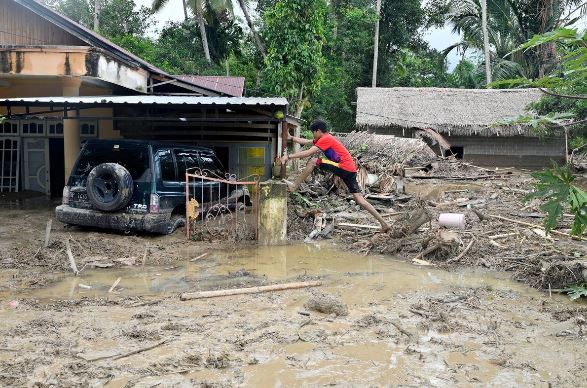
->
xmin=1 ymin=243 xmax=541 ymax=301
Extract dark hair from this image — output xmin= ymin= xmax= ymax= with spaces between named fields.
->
xmin=309 ymin=119 xmax=328 ymax=133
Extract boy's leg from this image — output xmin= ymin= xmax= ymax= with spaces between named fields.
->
xmin=284 ymin=158 xmax=318 ymax=192
xmin=352 ymin=192 xmax=391 ymax=232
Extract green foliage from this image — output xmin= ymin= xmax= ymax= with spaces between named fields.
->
xmin=291 ymin=192 xmax=319 ymax=208
xmin=563 ymin=283 xmax=587 ymax=300
xmin=525 ymin=163 xmax=587 ymax=236
xmin=262 ymin=0 xmax=326 ymax=102
xmin=43 ymin=0 xmax=153 ymax=37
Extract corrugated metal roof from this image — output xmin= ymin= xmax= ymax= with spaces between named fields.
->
xmin=0 ymin=95 xmax=288 ymax=107
xmin=175 ymin=76 xmax=245 ymax=97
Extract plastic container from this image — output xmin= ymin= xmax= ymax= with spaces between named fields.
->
xmin=438 ymin=213 xmax=466 ymax=229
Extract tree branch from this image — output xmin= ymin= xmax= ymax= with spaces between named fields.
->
xmin=539 ymin=88 xmax=587 ymax=100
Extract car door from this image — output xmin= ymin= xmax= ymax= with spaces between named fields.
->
xmin=154 ymin=147 xmax=182 ymax=211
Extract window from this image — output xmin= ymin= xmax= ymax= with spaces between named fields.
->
xmin=73 ymin=142 xmax=150 ymax=181
xmin=48 ymin=122 xmax=64 ymax=136
xmin=156 ymin=149 xmax=176 ymax=181
xmin=21 ymin=120 xmax=45 ymax=136
xmin=0 ymin=121 xmax=18 ymax=135
xmin=174 ymin=150 xmax=200 ymax=179
xmin=200 ymin=153 xmax=224 ymax=177
xmin=80 ymin=121 xmax=98 ymax=137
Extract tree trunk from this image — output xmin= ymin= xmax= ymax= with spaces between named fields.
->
xmin=237 ymin=0 xmax=266 ymax=59
xmin=481 ymin=0 xmax=492 ymax=85
xmin=372 ymin=0 xmax=382 ymax=87
xmin=195 ymin=7 xmax=211 ymax=63
xmin=93 ymin=0 xmax=101 ymax=31
xmin=538 ymin=0 xmax=557 ymax=77
xmin=182 ymin=0 xmax=188 ymax=21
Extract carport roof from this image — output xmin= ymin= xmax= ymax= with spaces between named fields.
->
xmin=0 ymin=95 xmax=288 ymax=108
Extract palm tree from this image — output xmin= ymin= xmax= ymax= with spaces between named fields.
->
xmin=235 ymin=0 xmax=266 ymax=59
xmin=480 ymin=0 xmax=491 ymax=84
xmin=152 ymin=0 xmax=233 ymax=64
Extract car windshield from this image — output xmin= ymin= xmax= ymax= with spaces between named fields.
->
xmin=72 ymin=142 xmax=150 ymax=181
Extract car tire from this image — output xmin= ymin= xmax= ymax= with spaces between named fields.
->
xmin=167 ymin=214 xmax=186 ymax=234
xmin=87 ymin=163 xmax=134 ymax=212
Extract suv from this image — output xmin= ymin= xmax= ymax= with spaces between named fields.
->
xmin=56 ymin=139 xmax=249 ymax=234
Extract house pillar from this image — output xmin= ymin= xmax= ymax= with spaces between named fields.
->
xmin=258 ymin=181 xmax=288 ymax=245
xmin=62 ymin=78 xmax=81 ymax=180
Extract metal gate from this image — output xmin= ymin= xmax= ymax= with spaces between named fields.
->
xmin=185 ymin=168 xmax=260 ymax=241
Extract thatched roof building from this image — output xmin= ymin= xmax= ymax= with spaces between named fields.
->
xmin=356 ymin=87 xmax=543 ymax=137
xmin=354 ymin=87 xmax=565 ymax=168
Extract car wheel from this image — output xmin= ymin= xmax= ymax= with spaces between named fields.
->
xmin=87 ymin=163 xmax=134 ymax=212
xmin=167 ymin=214 xmax=186 ymax=234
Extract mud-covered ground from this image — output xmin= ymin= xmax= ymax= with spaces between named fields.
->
xmin=1 ymin=188 xmax=586 ymax=387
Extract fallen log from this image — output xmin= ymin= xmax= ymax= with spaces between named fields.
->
xmin=108 ymin=277 xmax=121 ymax=293
xmin=409 ymin=174 xmax=511 ymax=180
xmin=180 ymin=281 xmax=322 ymax=301
xmin=337 ymin=223 xmax=381 ymax=230
xmin=472 ymin=209 xmax=587 ymax=241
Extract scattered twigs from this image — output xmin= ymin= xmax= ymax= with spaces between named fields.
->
xmin=44 ymin=219 xmax=52 ymax=248
xmin=65 ymin=239 xmax=79 ymax=276
xmin=472 ymin=209 xmax=586 ymax=241
xmin=87 ymin=339 xmax=169 ymax=362
xmin=190 ymin=253 xmax=209 ymax=262
xmin=390 ymin=320 xmax=416 ymax=341
xmin=108 ymin=277 xmax=122 ymax=293
xmin=447 ymin=238 xmax=475 ymax=264
xmin=180 ymin=281 xmax=322 ymax=301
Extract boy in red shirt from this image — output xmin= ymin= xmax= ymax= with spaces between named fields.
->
xmin=281 ymin=119 xmax=390 ymax=232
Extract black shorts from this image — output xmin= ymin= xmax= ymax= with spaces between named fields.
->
xmin=317 ymin=160 xmax=361 ymax=193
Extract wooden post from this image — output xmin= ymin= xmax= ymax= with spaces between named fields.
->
xmin=280 ymin=121 xmax=288 ymax=178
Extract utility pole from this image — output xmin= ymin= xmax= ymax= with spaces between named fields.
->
xmin=481 ymin=0 xmax=492 ymax=85
xmin=372 ymin=0 xmax=382 ymax=87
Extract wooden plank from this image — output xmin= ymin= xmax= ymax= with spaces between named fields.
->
xmin=180 ymin=281 xmax=322 ymax=301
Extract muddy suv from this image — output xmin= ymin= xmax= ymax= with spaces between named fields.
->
xmin=56 ymin=139 xmax=248 ymax=234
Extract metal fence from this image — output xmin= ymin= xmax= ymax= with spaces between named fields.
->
xmin=185 ymin=168 xmax=260 ymax=241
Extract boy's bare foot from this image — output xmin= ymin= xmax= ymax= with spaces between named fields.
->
xmin=281 ymin=179 xmax=295 ymax=192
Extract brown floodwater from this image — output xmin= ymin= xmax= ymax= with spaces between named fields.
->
xmin=1 ymin=243 xmax=584 ymax=387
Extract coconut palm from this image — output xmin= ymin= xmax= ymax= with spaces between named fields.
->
xmin=444 ymin=0 xmax=583 ymax=82
xmin=235 ymin=0 xmax=266 ymax=59
xmin=152 ymin=0 xmax=233 ymax=64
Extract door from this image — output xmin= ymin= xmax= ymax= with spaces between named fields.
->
xmin=23 ymin=138 xmax=50 ymax=195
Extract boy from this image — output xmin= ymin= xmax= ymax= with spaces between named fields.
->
xmin=281 ymin=119 xmax=390 ymax=232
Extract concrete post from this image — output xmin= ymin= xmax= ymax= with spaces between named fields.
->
xmin=62 ymin=78 xmax=81 ymax=181
xmin=258 ymin=180 xmax=287 ymax=245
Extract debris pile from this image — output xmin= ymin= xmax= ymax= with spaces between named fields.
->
xmin=286 ymin=134 xmax=587 ymax=293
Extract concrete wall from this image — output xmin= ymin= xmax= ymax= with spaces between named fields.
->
xmin=448 ymin=136 xmax=566 ymax=168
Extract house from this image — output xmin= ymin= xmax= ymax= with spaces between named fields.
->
xmin=0 ymin=0 xmax=291 ymax=196
xmin=355 ymin=87 xmax=566 ymax=168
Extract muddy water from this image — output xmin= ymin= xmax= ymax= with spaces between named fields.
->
xmin=3 ymin=243 xmax=534 ymax=301
xmin=1 ymin=244 xmax=584 ymax=387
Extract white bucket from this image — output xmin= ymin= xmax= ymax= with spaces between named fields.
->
xmin=438 ymin=213 xmax=466 ymax=229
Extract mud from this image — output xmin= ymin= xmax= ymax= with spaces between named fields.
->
xmin=0 ymin=234 xmax=586 ymax=386
xmin=1 ymin=188 xmax=587 ymax=386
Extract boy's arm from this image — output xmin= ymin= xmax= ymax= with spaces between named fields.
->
xmin=281 ymin=146 xmax=320 ymax=164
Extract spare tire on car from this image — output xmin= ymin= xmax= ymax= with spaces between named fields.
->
xmin=86 ymin=163 xmax=134 ymax=212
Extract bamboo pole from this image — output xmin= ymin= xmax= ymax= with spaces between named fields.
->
xmin=180 ymin=281 xmax=322 ymax=301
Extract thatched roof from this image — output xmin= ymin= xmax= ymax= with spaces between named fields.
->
xmin=356 ymin=87 xmax=544 ymax=137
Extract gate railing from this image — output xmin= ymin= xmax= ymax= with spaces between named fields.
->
xmin=185 ymin=168 xmax=260 ymax=241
